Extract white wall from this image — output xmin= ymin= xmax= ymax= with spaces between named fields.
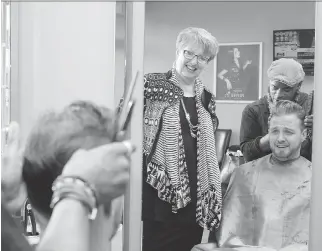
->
xmin=144 ymin=1 xmax=316 ymax=145
xmin=11 ymin=3 xmax=118 ymax=249
xmin=114 ymin=12 xmax=126 ymax=107
xmin=12 ymin=2 xmax=116 ymax=143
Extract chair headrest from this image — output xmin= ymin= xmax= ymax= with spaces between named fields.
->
xmin=215 ymin=129 xmax=232 ymax=169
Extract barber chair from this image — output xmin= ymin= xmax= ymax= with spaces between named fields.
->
xmin=215 ymin=129 xmax=232 ymax=171
xmin=215 ymin=128 xmax=232 ymax=200
xmin=206 ymin=129 xmax=232 ymax=243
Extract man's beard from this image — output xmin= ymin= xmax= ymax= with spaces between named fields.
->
xmin=272 ymin=145 xmax=301 ymax=162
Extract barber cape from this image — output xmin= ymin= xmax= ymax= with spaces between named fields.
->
xmin=216 ymin=154 xmax=311 ymax=251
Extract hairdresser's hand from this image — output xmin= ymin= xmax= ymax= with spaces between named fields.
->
xmin=1 ymin=121 xmax=27 ymax=213
xmin=304 ymin=115 xmax=313 ymax=128
xmin=62 ymin=141 xmax=136 ymax=204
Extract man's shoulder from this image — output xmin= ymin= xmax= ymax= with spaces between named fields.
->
xmin=298 ymin=156 xmax=312 ymax=168
xmin=243 ymin=96 xmax=268 ymax=114
xmin=238 ymin=155 xmax=270 ymax=173
xmin=230 ymin=159 xmax=259 ymax=186
xmin=240 ymin=155 xmax=312 ymax=169
xmin=234 ymin=159 xmax=256 ymax=178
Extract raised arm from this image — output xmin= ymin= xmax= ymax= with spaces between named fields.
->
xmin=218 ymin=69 xmax=228 ymax=80
xmin=240 ymin=105 xmax=270 ymax=162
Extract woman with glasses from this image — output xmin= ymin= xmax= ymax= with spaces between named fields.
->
xmin=142 ymin=27 xmax=222 ymax=251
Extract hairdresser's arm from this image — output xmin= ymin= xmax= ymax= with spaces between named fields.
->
xmin=36 ymin=199 xmax=90 ymax=251
xmin=37 ymin=141 xmax=134 ymax=251
xmin=240 ymin=105 xmax=270 ymax=162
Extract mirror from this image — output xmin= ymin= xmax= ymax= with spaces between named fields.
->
xmin=141 ymin=1 xmax=317 ymax=251
xmin=2 ymin=1 xmax=322 ymax=251
xmin=3 ymin=2 xmax=129 ymax=251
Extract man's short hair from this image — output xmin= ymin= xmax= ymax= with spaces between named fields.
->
xmin=22 ymin=100 xmax=114 ymax=217
xmin=269 ymin=100 xmax=306 ymax=130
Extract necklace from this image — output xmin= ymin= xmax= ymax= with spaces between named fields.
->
xmin=180 ymin=98 xmax=199 ymax=138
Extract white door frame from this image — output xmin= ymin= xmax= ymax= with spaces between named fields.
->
xmin=123 ymin=2 xmax=145 ymax=251
xmin=309 ymin=2 xmax=322 ymax=251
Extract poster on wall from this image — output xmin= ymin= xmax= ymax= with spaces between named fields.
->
xmin=214 ymin=42 xmax=262 ymax=103
xmin=273 ymin=29 xmax=315 ymax=76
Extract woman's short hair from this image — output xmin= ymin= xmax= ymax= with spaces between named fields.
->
xmin=176 ymin=27 xmax=219 ymax=62
xmin=22 ymin=100 xmax=114 ymax=217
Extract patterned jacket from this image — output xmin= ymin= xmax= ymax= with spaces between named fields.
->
xmin=142 ymin=69 xmax=219 ymax=220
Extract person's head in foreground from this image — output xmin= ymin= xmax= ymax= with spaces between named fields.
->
xmin=267 ymin=58 xmax=305 ymax=103
xmin=21 ymin=100 xmax=120 ymax=233
xmin=174 ymin=27 xmax=219 ymax=81
xmin=269 ymin=100 xmax=307 ymax=162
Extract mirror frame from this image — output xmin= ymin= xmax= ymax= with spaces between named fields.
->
xmin=122 ymin=2 xmax=145 ymax=251
xmin=309 ymin=3 xmax=322 ymax=251
xmin=1 ymin=1 xmax=11 ymax=152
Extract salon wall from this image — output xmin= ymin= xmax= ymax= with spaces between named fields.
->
xmin=115 ymin=12 xmax=126 ymax=107
xmin=11 ymin=2 xmax=116 ymax=143
xmin=10 ymin=2 xmax=119 ymax=249
xmin=144 ymin=1 xmax=316 ymax=145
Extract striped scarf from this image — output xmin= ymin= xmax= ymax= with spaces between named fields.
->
xmin=145 ymin=69 xmax=222 ymax=231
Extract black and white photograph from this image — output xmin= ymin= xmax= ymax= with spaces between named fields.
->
xmin=1 ymin=2 xmax=322 ymax=251
xmin=214 ymin=42 xmax=262 ymax=103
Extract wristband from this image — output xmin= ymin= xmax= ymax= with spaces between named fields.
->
xmin=50 ymin=176 xmax=98 ymax=220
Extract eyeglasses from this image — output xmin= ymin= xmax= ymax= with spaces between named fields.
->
xmin=183 ymin=50 xmax=210 ymax=65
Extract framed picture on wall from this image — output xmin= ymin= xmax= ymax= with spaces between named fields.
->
xmin=213 ymin=42 xmax=263 ymax=103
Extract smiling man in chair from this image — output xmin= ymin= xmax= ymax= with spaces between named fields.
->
xmin=193 ymin=100 xmax=311 ymax=251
